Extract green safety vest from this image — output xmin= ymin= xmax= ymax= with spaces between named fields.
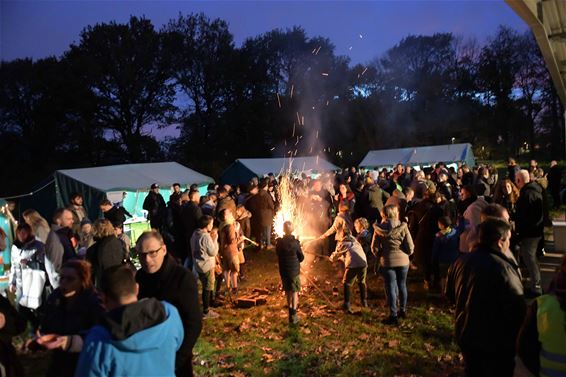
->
xmin=537 ymin=294 xmax=566 ymax=377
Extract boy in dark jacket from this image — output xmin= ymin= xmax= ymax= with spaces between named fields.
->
xmin=276 ymin=222 xmax=304 ymax=324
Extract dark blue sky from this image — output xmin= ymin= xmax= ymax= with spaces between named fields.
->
xmin=2 ymin=0 xmax=527 ymax=65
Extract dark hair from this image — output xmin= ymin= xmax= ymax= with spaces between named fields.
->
xmin=217 ymin=187 xmax=228 ymax=195
xmin=479 ymin=218 xmax=512 ymax=248
xmin=438 ymin=216 xmax=452 ymax=228
xmin=52 ymin=208 xmax=70 ymax=223
xmin=100 ymin=265 xmax=136 ymax=302
xmin=99 ymin=199 xmax=112 ymax=207
xmin=16 ymin=222 xmax=32 ymax=233
xmin=70 ymin=192 xmax=82 ymax=200
xmin=198 ymin=215 xmax=214 ymax=229
xmin=481 ymin=203 xmax=507 ymax=219
xmin=62 ymin=260 xmax=93 ymax=292
xmin=172 ymin=183 xmax=180 ymax=188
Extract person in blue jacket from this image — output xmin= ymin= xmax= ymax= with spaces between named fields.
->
xmin=75 ymin=265 xmax=184 ymax=377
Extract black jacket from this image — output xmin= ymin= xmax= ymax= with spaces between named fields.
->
xmin=276 ymin=235 xmax=304 ymax=279
xmin=86 ymin=236 xmax=125 ymax=288
xmin=245 ymin=190 xmax=275 ymax=227
xmin=136 ymin=254 xmax=202 ymax=375
xmin=0 ymin=295 xmax=26 ymax=377
xmin=143 ymin=192 xmax=166 ymax=223
xmin=41 ymin=288 xmax=104 ymax=377
xmin=181 ymin=202 xmax=203 ymax=254
xmin=104 ymin=206 xmax=129 ymax=228
xmin=445 ymin=246 xmax=526 ymax=353
xmin=515 ymin=182 xmax=544 ymax=239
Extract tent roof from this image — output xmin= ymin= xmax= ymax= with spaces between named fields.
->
xmin=57 ymin=162 xmax=214 ymax=192
xmin=359 ymin=143 xmax=474 ymax=167
xmin=237 ymin=156 xmax=339 ymax=176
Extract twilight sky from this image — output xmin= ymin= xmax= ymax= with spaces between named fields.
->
xmin=2 ymin=0 xmax=528 ymax=65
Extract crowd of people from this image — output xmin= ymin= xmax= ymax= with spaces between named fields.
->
xmin=0 ymin=157 xmax=565 ymax=376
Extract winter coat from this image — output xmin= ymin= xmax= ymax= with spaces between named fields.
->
xmin=190 ymin=229 xmax=218 ymax=274
xmin=445 ymin=246 xmax=525 ymax=354
xmin=75 ymin=299 xmax=183 ymax=377
xmin=245 ymin=190 xmax=275 ymax=227
xmin=41 ymin=288 xmax=104 ymax=377
xmin=136 ymin=255 xmax=202 ymax=373
xmin=216 ymin=196 xmax=237 ymax=220
xmin=276 ymin=235 xmax=304 ymax=280
xmin=86 ymin=236 xmax=125 ymax=288
xmin=330 ymin=235 xmax=367 ymax=269
xmin=372 ymin=219 xmax=414 ymax=268
xmin=9 ymin=238 xmax=45 ymax=301
xmin=432 ymin=228 xmax=459 ymax=265
xmin=410 ymin=200 xmax=444 ymax=268
xmin=364 ymin=184 xmax=390 ymax=222
xmin=236 ymin=210 xmax=252 ymax=239
xmin=103 ymin=206 xmax=128 ymax=228
xmin=181 ymin=201 xmax=203 ymax=254
xmin=356 ymin=229 xmax=372 ymax=257
xmin=322 ymin=212 xmax=353 ymax=241
xmin=143 ymin=192 xmax=166 ymax=224
xmin=515 ymin=182 xmax=544 ymax=239
xmin=219 ymin=222 xmax=239 ymax=259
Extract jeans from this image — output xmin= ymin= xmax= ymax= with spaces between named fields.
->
xmin=262 ymin=225 xmax=272 ymax=247
xmin=519 ymin=237 xmax=542 ymax=292
xmin=381 ymin=265 xmax=409 ymax=317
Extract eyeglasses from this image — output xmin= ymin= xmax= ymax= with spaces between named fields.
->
xmin=137 ymin=246 xmax=162 ymax=259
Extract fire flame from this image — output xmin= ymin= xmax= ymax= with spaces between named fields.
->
xmin=273 ymin=175 xmax=304 ymax=238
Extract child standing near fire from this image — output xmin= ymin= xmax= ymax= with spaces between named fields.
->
xmin=329 ymin=226 xmax=368 ymax=314
xmin=276 ymin=221 xmax=304 ymax=324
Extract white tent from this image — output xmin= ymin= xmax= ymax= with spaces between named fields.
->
xmin=220 ymin=156 xmax=339 ymax=184
xmin=57 ymin=162 xmax=213 ymax=192
xmin=22 ymin=162 xmax=214 ymax=220
xmin=359 ymin=143 xmax=475 ymax=169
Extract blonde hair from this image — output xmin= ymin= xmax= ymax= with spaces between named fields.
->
xmin=22 ymin=209 xmax=49 ymax=235
xmin=354 ymin=217 xmax=369 ymax=230
xmin=383 ymin=205 xmax=399 ymax=220
xmin=93 ymin=219 xmax=116 ymax=238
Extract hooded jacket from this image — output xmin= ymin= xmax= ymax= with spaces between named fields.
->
xmin=136 ymin=255 xmax=202 ymax=373
xmin=330 ymin=235 xmax=367 ymax=269
xmin=276 ymin=235 xmax=304 ymax=279
xmin=190 ymin=229 xmax=218 ymax=274
xmin=75 ymin=298 xmax=183 ymax=377
xmin=372 ymin=219 xmax=414 ymax=268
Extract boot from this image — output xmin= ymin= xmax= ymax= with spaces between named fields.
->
xmin=343 ymin=284 xmax=353 ymax=314
xmin=360 ymin=283 xmax=368 ymax=308
xmin=202 ymin=289 xmax=211 ymax=314
xmin=289 ymin=308 xmax=299 ymax=324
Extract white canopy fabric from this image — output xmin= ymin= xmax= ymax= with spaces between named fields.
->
xmin=57 ymin=162 xmax=214 ymax=192
xmin=237 ymin=156 xmax=339 ymax=176
xmin=359 ymin=143 xmax=475 ymax=168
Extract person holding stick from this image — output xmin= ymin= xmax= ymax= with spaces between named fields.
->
xmin=330 ymin=227 xmax=368 ymax=314
xmin=276 ymin=221 xmax=304 ymax=324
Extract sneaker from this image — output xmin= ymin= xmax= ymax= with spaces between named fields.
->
xmin=342 ymin=303 xmax=354 ymax=314
xmin=361 ymin=300 xmax=369 ymax=308
xmin=382 ymin=316 xmax=398 ymax=326
xmin=203 ymin=309 xmax=220 ymax=319
xmin=289 ymin=314 xmax=300 ymax=325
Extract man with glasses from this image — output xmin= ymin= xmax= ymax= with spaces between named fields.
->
xmin=135 ymin=231 xmax=202 ymax=377
xmin=515 ymin=169 xmax=544 ymax=297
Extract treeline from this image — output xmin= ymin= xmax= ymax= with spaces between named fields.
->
xmin=0 ymin=14 xmax=563 ymax=196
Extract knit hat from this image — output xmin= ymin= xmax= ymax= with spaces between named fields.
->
xmin=80 ymin=218 xmax=92 ymax=227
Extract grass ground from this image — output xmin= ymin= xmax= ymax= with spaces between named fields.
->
xmin=191 ymin=246 xmax=463 ymax=377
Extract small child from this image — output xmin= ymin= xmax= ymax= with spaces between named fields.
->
xmin=354 ymin=218 xmax=372 ymax=257
xmin=431 ymin=216 xmax=459 ymax=291
xmin=330 ymin=227 xmax=368 ymax=313
xmin=275 ymin=221 xmax=304 ymax=324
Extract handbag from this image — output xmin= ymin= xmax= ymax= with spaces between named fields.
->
xmin=19 ymin=268 xmax=47 ymax=309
